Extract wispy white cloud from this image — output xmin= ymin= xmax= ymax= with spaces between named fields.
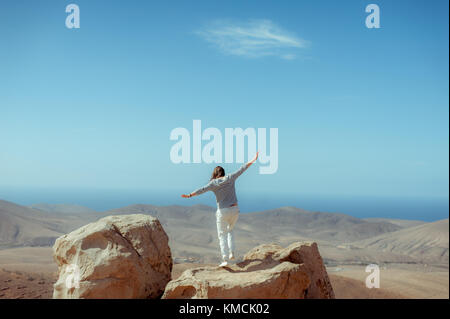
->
xmin=196 ymin=19 xmax=309 ymax=59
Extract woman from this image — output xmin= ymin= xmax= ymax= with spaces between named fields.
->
xmin=182 ymin=151 xmax=259 ymax=267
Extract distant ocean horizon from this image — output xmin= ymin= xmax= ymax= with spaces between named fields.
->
xmin=0 ymin=187 xmax=448 ymax=222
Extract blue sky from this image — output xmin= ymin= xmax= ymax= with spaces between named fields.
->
xmin=0 ymin=0 xmax=448 ymax=203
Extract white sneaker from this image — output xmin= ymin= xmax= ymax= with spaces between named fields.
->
xmin=219 ymin=261 xmax=228 ymax=267
xmin=229 ymin=253 xmax=235 ymax=260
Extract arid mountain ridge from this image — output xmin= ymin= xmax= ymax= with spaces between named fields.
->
xmin=0 ymin=199 xmax=447 ymax=266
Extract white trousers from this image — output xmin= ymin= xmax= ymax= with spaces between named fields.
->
xmin=216 ymin=205 xmax=239 ymax=260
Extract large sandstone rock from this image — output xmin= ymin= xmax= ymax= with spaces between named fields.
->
xmin=162 ymin=241 xmax=334 ymax=299
xmin=53 ymin=214 xmax=172 ymax=299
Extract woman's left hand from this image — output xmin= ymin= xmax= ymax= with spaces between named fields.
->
xmin=247 ymin=151 xmax=259 ymax=167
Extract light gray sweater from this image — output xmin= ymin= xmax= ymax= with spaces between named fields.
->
xmin=192 ymin=164 xmax=249 ymax=209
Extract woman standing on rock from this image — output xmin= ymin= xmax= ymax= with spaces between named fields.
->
xmin=182 ymin=151 xmax=259 ymax=267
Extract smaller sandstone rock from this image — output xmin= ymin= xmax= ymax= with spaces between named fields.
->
xmin=163 ymin=241 xmax=334 ymax=299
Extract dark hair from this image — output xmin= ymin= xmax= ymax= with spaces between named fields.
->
xmin=210 ymin=166 xmax=225 ymax=180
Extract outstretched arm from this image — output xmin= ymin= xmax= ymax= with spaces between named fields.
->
xmin=181 ymin=180 xmax=214 ymax=198
xmin=246 ymin=151 xmax=259 ymax=168
xmin=229 ymin=151 xmax=259 ymax=180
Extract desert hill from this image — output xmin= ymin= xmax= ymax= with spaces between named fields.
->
xmin=0 ymin=200 xmax=91 ymax=248
xmin=239 ymin=206 xmax=402 ymax=243
xmin=29 ymin=203 xmax=98 ymax=215
xmin=363 ymin=217 xmax=426 ymax=228
xmin=350 ymin=219 xmax=449 ymax=264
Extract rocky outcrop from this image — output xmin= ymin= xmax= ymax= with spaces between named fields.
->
xmin=52 ymin=214 xmax=172 ymax=299
xmin=162 ymin=241 xmax=334 ymax=299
